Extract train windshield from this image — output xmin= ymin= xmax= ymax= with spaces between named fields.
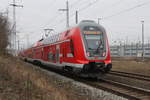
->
xmin=82 ymin=26 xmax=106 ymax=57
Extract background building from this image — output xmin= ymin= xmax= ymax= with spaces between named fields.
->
xmin=110 ymin=43 xmax=150 ymax=57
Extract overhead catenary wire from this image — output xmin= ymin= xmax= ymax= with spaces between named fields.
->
xmin=18 ymin=0 xmax=74 ymax=47
xmin=52 ymin=0 xmax=102 ymax=27
xmin=69 ymin=0 xmax=84 ymax=9
xmin=39 ymin=0 xmax=60 ymax=28
xmin=44 ymin=0 xmax=102 ymax=29
xmin=63 ymin=0 xmax=124 ymax=23
xmin=44 ymin=0 xmax=86 ymax=28
xmin=100 ymin=0 xmax=123 ymax=14
xmin=102 ymin=1 xmax=150 ymax=20
xmin=29 ymin=0 xmax=150 ymax=40
xmin=18 ymin=0 xmax=59 ymax=38
xmin=46 ymin=0 xmax=109 ymax=31
xmin=56 ymin=0 xmax=150 ymax=27
xmin=78 ymin=0 xmax=101 ymax=12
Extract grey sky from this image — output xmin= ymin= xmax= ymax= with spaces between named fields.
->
xmin=1 ymin=0 xmax=150 ymax=47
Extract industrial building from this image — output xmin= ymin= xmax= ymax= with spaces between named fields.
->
xmin=110 ymin=44 xmax=150 ymax=57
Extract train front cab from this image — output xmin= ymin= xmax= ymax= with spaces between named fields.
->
xmin=77 ymin=21 xmax=112 ymax=74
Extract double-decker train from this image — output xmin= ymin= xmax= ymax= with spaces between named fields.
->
xmin=19 ymin=20 xmax=112 ymax=78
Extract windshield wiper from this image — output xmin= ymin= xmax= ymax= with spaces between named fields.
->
xmin=95 ymin=40 xmax=103 ymax=53
xmin=88 ymin=48 xmax=94 ymax=50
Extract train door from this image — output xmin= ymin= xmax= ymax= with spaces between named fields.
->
xmin=43 ymin=47 xmax=48 ymax=61
xmin=56 ymin=45 xmax=60 ymax=64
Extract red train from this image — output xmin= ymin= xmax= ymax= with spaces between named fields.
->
xmin=19 ymin=20 xmax=112 ymax=78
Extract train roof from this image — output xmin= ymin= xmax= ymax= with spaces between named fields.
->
xmin=33 ymin=20 xmax=106 ymax=47
xmin=78 ymin=20 xmax=106 ymax=31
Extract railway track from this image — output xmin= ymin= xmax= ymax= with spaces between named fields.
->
xmin=41 ymin=66 xmax=150 ymax=100
xmin=109 ymin=70 xmax=150 ymax=81
xmin=28 ymin=62 xmax=150 ymax=100
xmin=84 ymin=79 xmax=150 ymax=100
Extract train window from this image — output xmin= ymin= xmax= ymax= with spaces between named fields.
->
xmin=83 ymin=26 xmax=100 ymax=31
xmin=70 ymin=39 xmax=74 ymax=56
xmin=56 ymin=49 xmax=59 ymax=62
xmin=85 ymin=35 xmax=101 ymax=40
xmin=52 ymin=54 xmax=56 ymax=61
xmin=65 ymin=30 xmax=70 ymax=37
xmin=48 ymin=52 xmax=55 ymax=61
xmin=48 ymin=53 xmax=52 ymax=60
xmin=82 ymin=26 xmax=106 ymax=57
xmin=84 ymin=34 xmax=104 ymax=50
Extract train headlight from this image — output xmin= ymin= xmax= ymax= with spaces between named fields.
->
xmin=103 ymin=52 xmax=106 ymax=56
xmin=87 ymin=52 xmax=90 ymax=57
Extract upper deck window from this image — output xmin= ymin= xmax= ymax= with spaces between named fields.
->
xmin=65 ymin=30 xmax=70 ymax=37
xmin=83 ymin=26 xmax=100 ymax=31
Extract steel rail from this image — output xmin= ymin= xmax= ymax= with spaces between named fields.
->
xmin=109 ymin=70 xmax=150 ymax=81
xmin=92 ymin=79 xmax=150 ymax=100
xmin=80 ymin=80 xmax=141 ymax=100
xmin=25 ymin=61 xmax=150 ymax=100
xmin=101 ymin=79 xmax=150 ymax=94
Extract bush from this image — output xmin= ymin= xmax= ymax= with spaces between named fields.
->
xmin=0 ymin=13 xmax=10 ymax=54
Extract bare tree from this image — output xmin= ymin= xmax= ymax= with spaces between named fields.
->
xmin=0 ymin=13 xmax=10 ymax=55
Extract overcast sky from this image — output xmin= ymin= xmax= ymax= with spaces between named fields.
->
xmin=1 ymin=0 xmax=150 ymax=47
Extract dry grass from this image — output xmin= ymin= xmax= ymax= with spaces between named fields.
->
xmin=1 ymin=55 xmax=149 ymax=100
xmin=0 ymin=55 xmax=70 ymax=100
xmin=112 ymin=57 xmax=150 ymax=76
xmin=0 ymin=56 xmax=52 ymax=100
xmin=0 ymin=55 xmax=89 ymax=100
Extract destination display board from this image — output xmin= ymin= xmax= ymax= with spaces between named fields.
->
xmin=83 ymin=31 xmax=102 ymax=34
xmin=83 ymin=26 xmax=102 ymax=34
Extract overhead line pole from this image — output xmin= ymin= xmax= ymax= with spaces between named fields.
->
xmin=66 ymin=1 xmax=69 ymax=27
xmin=98 ymin=18 xmax=101 ymax=24
xmin=59 ymin=0 xmax=69 ymax=28
xmin=75 ymin=11 xmax=78 ymax=24
xmin=141 ymin=20 xmax=145 ymax=60
xmin=10 ymin=0 xmax=23 ymax=55
xmin=17 ymin=40 xmax=20 ymax=51
xmin=26 ymin=34 xmax=29 ymax=48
